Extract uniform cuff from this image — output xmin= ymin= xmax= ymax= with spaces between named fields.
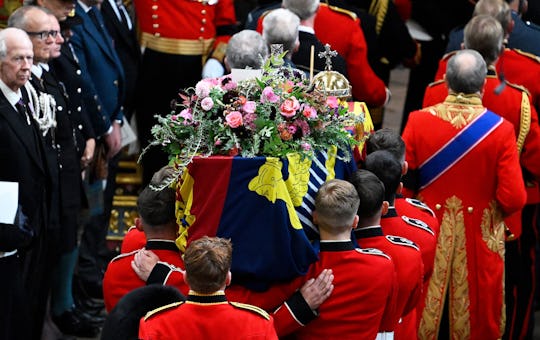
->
xmin=147 ymin=262 xmax=170 ymax=285
xmin=284 ymin=291 xmax=318 ymax=325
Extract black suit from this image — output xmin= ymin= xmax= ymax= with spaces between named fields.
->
xmin=101 ymin=0 xmax=141 ymax=120
xmin=293 ymin=30 xmax=348 ymax=78
xmin=51 ymin=43 xmax=96 ymax=154
xmin=0 ymin=87 xmax=49 ymax=340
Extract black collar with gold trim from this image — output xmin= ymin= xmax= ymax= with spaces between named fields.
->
xmin=145 ymin=240 xmax=179 ymax=252
xmin=187 ymin=291 xmax=228 ymax=304
xmin=354 ymin=226 xmax=384 ymax=239
xmin=319 ymin=240 xmax=355 ymax=252
xmin=382 ymin=207 xmax=398 ymax=218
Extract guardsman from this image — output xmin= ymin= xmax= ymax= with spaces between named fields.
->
xmin=139 ymin=237 xmax=278 ymax=340
xmin=133 ymin=0 xmax=237 ymax=185
xmin=102 ymin=167 xmax=189 ymax=312
xmin=351 ymin=169 xmax=423 ymax=338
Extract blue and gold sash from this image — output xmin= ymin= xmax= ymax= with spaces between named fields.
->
xmin=419 ymin=110 xmax=503 ymax=189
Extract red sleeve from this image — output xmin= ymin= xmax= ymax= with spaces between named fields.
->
xmin=520 ymin=102 xmax=540 ymax=180
xmin=495 ymin=121 xmax=527 ymax=217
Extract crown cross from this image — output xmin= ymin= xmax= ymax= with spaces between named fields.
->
xmin=318 ymin=44 xmax=338 ymax=71
xmin=270 ymin=44 xmax=284 ymax=58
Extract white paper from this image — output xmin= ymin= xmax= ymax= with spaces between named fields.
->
xmin=405 ymin=19 xmax=433 ymax=42
xmin=231 ymin=69 xmax=263 ymax=82
xmin=120 ymin=116 xmax=137 ymax=147
xmin=0 ymin=181 xmax=18 ymax=224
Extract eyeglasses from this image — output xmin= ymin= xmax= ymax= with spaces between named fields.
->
xmin=26 ymin=30 xmax=59 ymax=40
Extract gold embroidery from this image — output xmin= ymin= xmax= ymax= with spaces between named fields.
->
xmin=422 ymin=94 xmax=485 ymax=129
xmin=480 ymin=201 xmax=505 ymax=259
xmin=419 ymin=196 xmax=462 ymax=339
xmin=516 ymin=91 xmax=531 ymax=154
xmin=450 ymin=197 xmax=470 ymax=339
xmin=176 ymin=169 xmax=196 ymax=252
xmin=285 ymin=153 xmax=311 ymax=207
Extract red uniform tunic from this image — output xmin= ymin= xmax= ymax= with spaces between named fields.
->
xmin=256 ymin=4 xmax=387 ymax=106
xmin=120 ymin=226 xmax=146 ymax=253
xmin=102 ymin=240 xmax=188 ymax=312
xmin=139 ymin=292 xmax=277 ymax=340
xmin=424 ymin=71 xmax=540 ymax=218
xmin=402 ymin=95 xmax=527 ymax=339
xmin=227 ymin=240 xmax=398 ymax=339
xmin=354 ymin=226 xmax=423 ymax=335
xmin=314 ymin=4 xmax=387 ymax=107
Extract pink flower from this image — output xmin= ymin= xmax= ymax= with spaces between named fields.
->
xmin=222 ymin=77 xmax=237 ymax=91
xmin=201 ymin=97 xmax=214 ymax=111
xmin=243 ymin=112 xmax=257 ymax=129
xmin=287 ymin=124 xmax=297 ymax=134
xmin=280 ymin=97 xmax=300 ymax=118
xmin=326 ymin=96 xmax=339 ymax=109
xmin=301 ymin=142 xmax=311 ymax=151
xmin=195 ymin=81 xmax=211 ymax=98
xmin=178 ymin=108 xmax=192 ymax=125
xmin=242 ymin=101 xmax=257 ymax=114
xmin=261 ymin=86 xmax=280 ymax=103
xmin=301 ymin=105 xmax=317 ymax=119
xmin=214 ymin=139 xmax=222 ymax=146
xmin=225 ymin=111 xmax=243 ymax=128
xmin=170 ymin=115 xmax=178 ymax=121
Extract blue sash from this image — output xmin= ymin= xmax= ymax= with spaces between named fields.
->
xmin=419 ymin=110 xmax=502 ymax=189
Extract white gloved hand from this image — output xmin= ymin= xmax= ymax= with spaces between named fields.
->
xmin=202 ymin=58 xmax=225 ymax=79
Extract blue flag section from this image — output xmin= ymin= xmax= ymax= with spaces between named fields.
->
xmin=175 ymin=149 xmax=357 ymax=291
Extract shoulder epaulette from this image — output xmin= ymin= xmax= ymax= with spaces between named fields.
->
xmin=505 ymin=80 xmax=531 ymax=96
xmin=143 ymin=301 xmax=184 ymax=321
xmin=427 ymin=79 xmax=445 ymax=88
xmin=441 ymin=51 xmax=457 ymax=61
xmin=368 ymin=0 xmax=389 ymax=34
xmin=229 ymin=302 xmax=271 ymax=320
xmin=110 ymin=249 xmax=140 ymax=262
xmin=355 ymin=247 xmax=391 ymax=260
xmin=516 ymin=90 xmax=531 ymax=154
xmin=405 ymin=198 xmax=436 ymax=217
xmin=402 ymin=215 xmax=435 ymax=235
xmin=320 ymin=3 xmax=357 ymax=21
xmin=512 ymin=48 xmax=540 ymax=63
xmin=386 ymin=235 xmax=420 ymax=251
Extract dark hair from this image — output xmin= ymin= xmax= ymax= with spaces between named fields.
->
xmin=184 ymin=236 xmax=233 ymax=293
xmin=348 ymin=169 xmax=385 ymax=219
xmin=364 ymin=150 xmax=402 ymax=202
xmin=137 ymin=167 xmax=176 ymax=229
xmin=366 ymin=128 xmax=405 ymax=162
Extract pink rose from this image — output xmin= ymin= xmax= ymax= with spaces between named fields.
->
xmin=301 ymin=105 xmax=317 ymax=119
xmin=326 ymin=96 xmax=339 ymax=109
xmin=201 ymin=97 xmax=214 ymax=111
xmin=242 ymin=101 xmax=257 ymax=114
xmin=225 ymin=111 xmax=243 ymax=128
xmin=261 ymin=86 xmax=280 ymax=103
xmin=178 ymin=108 xmax=192 ymax=125
xmin=280 ymin=97 xmax=300 ymax=118
xmin=222 ymin=77 xmax=237 ymax=91
xmin=301 ymin=142 xmax=311 ymax=151
xmin=195 ymin=81 xmax=211 ymax=98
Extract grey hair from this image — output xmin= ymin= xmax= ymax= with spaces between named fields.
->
xmin=0 ymin=31 xmax=8 ymax=60
xmin=446 ymin=49 xmax=487 ymax=94
xmin=8 ymin=5 xmax=53 ymax=29
xmin=474 ymin=0 xmax=513 ymax=34
xmin=225 ymin=30 xmax=268 ymax=69
xmin=464 ymin=15 xmax=504 ymax=65
xmin=283 ymin=0 xmax=320 ymax=20
xmin=262 ymin=8 xmax=300 ymax=59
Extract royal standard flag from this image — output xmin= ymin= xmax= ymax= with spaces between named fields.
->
xmin=175 ymin=147 xmax=356 ymax=290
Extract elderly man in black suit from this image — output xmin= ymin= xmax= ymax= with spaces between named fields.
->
xmin=0 ymin=27 xmax=50 ymax=340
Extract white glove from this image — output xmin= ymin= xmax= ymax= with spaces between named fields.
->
xmin=202 ymin=58 xmax=225 ymax=79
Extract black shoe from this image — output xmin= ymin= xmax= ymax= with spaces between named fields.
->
xmin=74 ymin=307 xmax=106 ymax=326
xmin=52 ymin=310 xmax=100 ymax=338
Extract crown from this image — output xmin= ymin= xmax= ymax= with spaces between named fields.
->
xmin=311 ymin=44 xmax=351 ymax=100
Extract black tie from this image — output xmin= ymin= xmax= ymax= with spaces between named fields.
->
xmin=16 ymin=98 xmax=31 ymax=125
xmin=117 ymin=2 xmax=131 ymax=30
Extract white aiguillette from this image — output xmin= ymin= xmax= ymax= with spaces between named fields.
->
xmin=0 ymin=181 xmax=18 ymax=224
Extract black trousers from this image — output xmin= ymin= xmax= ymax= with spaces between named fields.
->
xmin=136 ymin=49 xmax=204 ymax=185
